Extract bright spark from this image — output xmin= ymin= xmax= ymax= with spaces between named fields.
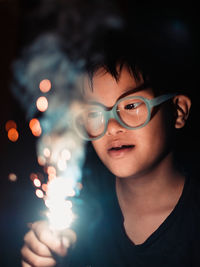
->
xmin=45 ymin=176 xmax=76 ymax=230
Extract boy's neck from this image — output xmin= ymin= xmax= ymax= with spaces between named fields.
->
xmin=115 ymin=153 xmax=185 ymax=215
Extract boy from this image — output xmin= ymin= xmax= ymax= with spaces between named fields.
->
xmin=21 ymin=20 xmax=198 ymax=267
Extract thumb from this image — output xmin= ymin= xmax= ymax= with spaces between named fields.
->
xmin=60 ymin=228 xmax=77 ymax=248
xmin=52 ymin=228 xmax=77 ymax=257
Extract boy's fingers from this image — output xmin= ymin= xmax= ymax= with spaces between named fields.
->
xmin=21 ymin=245 xmax=56 ymax=267
xmin=21 ymin=261 xmax=31 ymax=267
xmin=61 ymin=228 xmax=77 ymax=246
xmin=32 ymin=221 xmax=62 ymax=253
xmin=24 ymin=229 xmax=52 ymax=257
xmin=31 ymin=221 xmax=73 ymax=256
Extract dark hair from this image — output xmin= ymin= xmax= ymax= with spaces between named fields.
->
xmin=23 ymin=2 xmax=196 ymax=98
xmin=84 ymin=16 xmax=196 ymax=98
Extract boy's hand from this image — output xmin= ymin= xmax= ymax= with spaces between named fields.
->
xmin=21 ymin=220 xmax=76 ymax=267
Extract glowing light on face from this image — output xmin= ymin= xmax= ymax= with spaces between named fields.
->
xmin=8 ymin=128 xmax=19 ymax=142
xmin=36 ymin=96 xmax=48 ymax=112
xmin=39 ymin=79 xmax=52 ymax=93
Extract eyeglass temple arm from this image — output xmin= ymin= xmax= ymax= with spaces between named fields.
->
xmin=149 ymin=93 xmax=177 ymax=108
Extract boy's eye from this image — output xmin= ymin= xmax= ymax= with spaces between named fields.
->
xmin=87 ymin=111 xmax=101 ymax=119
xmin=124 ymin=102 xmax=141 ymax=110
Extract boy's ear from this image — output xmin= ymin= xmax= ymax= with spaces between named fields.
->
xmin=173 ymin=95 xmax=191 ymax=129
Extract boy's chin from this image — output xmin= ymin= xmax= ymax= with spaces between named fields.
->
xmin=109 ymin=168 xmax=138 ymax=179
xmin=103 ymin=159 xmax=146 ymax=179
xmin=108 ymin=165 xmax=148 ymax=180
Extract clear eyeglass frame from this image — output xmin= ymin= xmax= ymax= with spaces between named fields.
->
xmin=74 ymin=93 xmax=176 ymax=141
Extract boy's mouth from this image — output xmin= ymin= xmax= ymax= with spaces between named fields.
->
xmin=108 ymin=145 xmax=134 ymax=151
xmin=107 ymin=144 xmax=135 ymax=157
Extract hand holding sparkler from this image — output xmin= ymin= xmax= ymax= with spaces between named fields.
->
xmin=21 ymin=220 xmax=76 ymax=267
xmin=21 ymin=221 xmax=76 ymax=267
xmin=21 ymin=113 xmax=85 ymax=267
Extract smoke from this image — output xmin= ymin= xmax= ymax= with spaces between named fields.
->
xmin=11 ymin=0 xmax=124 ymax=173
xmin=11 ymin=0 xmax=124 ymax=228
xmin=12 ymin=31 xmax=85 ymax=184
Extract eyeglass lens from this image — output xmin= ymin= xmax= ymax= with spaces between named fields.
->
xmin=75 ymin=98 xmax=149 ymax=139
xmin=117 ymin=98 xmax=148 ymax=128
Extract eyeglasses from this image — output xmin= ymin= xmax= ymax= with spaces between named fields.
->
xmin=74 ymin=93 xmax=176 ymax=141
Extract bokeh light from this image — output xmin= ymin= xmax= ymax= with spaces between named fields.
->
xmin=48 ymin=173 xmax=56 ymax=181
xmin=8 ymin=128 xmax=19 ymax=142
xmin=39 ymin=79 xmax=52 ymax=93
xmin=61 ymin=149 xmax=71 ymax=161
xmin=77 ymin=182 xmax=83 ymax=190
xmin=33 ymin=178 xmax=41 ymax=187
xmin=36 ymin=96 xmax=48 ymax=112
xmin=30 ymin=173 xmax=38 ymax=181
xmin=42 ymin=183 xmax=48 ymax=192
xmin=5 ymin=120 xmax=17 ymax=131
xmin=8 ymin=173 xmax=17 ymax=182
xmin=68 ymin=189 xmax=76 ymax=197
xmin=37 ymin=155 xmax=46 ymax=166
xmin=47 ymin=166 xmax=56 ymax=176
xmin=43 ymin=147 xmax=51 ymax=158
xmin=29 ymin=118 xmax=42 ymax=137
xmin=57 ymin=159 xmax=67 ymax=171
xmin=35 ymin=189 xmax=44 ymax=199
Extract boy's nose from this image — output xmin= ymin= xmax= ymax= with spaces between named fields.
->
xmin=106 ymin=118 xmax=126 ymax=136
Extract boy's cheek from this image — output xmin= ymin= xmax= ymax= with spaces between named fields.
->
xmin=91 ymin=140 xmax=104 ymax=154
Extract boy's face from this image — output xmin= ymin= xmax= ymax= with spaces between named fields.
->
xmin=83 ymin=65 xmax=174 ymax=179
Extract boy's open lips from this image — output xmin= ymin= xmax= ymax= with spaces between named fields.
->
xmin=107 ymin=143 xmax=135 ymax=158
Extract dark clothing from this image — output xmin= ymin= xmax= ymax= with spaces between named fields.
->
xmin=68 ymin=175 xmax=200 ymax=267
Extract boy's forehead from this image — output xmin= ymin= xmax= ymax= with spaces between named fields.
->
xmin=83 ymin=66 xmax=144 ymax=102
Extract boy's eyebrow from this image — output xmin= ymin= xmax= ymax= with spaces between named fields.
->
xmin=117 ymin=82 xmax=151 ymax=101
xmin=88 ymin=82 xmax=151 ymax=108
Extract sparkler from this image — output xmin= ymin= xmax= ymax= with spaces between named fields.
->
xmin=45 ymin=176 xmax=75 ymax=230
xmin=34 ymin=120 xmax=86 ymax=231
xmin=31 ymin=146 xmax=84 ymax=234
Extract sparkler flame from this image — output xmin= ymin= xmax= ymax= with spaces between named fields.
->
xmin=45 ymin=177 xmax=75 ymax=230
xmin=36 ymin=115 xmax=85 ymax=230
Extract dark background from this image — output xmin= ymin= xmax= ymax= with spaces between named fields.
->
xmin=0 ymin=1 xmax=199 ymax=266
xmin=0 ymin=1 xmax=48 ymax=266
